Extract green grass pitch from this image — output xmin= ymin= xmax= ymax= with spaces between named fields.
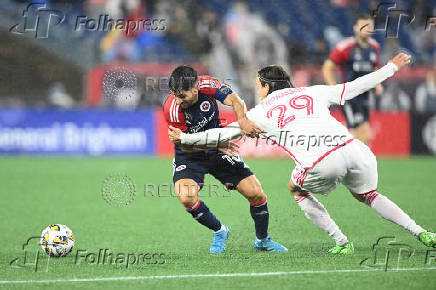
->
xmin=0 ymin=156 xmax=435 ymax=289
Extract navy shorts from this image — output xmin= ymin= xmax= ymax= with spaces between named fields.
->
xmin=342 ymin=92 xmax=370 ymax=129
xmin=172 ymin=151 xmax=253 ymax=190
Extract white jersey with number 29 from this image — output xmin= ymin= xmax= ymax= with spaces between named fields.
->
xmin=246 ymin=84 xmax=353 ymax=169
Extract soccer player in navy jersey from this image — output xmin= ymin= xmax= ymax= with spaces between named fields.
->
xmin=323 ymin=14 xmax=383 ymax=145
xmin=163 ymin=65 xmax=287 ymax=254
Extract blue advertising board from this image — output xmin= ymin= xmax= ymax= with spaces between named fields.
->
xmin=0 ymin=109 xmax=155 ymax=155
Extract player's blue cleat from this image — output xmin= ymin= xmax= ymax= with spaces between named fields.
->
xmin=254 ymin=237 xmax=288 ymax=252
xmin=210 ymin=225 xmax=230 ymax=254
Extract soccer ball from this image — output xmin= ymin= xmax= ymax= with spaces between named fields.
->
xmin=40 ymin=224 xmax=75 ymax=257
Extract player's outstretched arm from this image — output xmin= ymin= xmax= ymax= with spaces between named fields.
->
xmin=223 ymin=93 xmax=263 ymax=137
xmin=326 ymin=53 xmax=411 ymax=105
xmin=322 ymin=59 xmax=338 ymax=86
xmin=168 ymin=125 xmax=242 ymax=156
xmin=168 ymin=123 xmax=242 ymax=147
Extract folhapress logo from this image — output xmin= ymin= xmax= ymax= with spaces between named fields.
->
xmin=9 ymin=2 xmax=65 ymax=39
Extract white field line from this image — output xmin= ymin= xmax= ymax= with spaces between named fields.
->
xmin=1 ymin=267 xmax=436 ymax=284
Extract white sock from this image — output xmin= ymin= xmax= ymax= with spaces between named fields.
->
xmin=215 ymin=224 xmax=227 ymax=233
xmin=365 ymin=192 xmax=425 ymax=237
xmin=295 ymin=194 xmax=348 ymax=246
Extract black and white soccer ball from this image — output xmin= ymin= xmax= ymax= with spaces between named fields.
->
xmin=40 ymin=224 xmax=75 ymax=257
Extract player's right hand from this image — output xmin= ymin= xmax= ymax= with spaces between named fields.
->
xmin=168 ymin=125 xmax=182 ymax=144
xmin=389 ymin=53 xmax=411 ymax=70
xmin=238 ymin=117 xmax=263 ymax=138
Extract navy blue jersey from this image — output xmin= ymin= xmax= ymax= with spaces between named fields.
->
xmin=163 ymin=75 xmax=233 ymax=158
xmin=329 ymin=37 xmax=380 ymax=127
xmin=329 ymin=37 xmax=380 ymax=83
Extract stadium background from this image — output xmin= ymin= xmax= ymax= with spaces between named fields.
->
xmin=1 ymin=0 xmax=436 ymax=289
xmin=0 ymin=0 xmax=435 ymax=156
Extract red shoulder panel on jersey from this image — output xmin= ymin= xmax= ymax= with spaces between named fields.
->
xmin=198 ymin=75 xmax=222 ymax=96
xmin=163 ymin=94 xmax=187 ymax=131
xmin=329 ymin=37 xmax=357 ymax=65
xmin=368 ymin=37 xmax=380 ymax=52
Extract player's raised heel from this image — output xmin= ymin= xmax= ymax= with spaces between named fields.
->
xmin=328 ymin=242 xmax=354 ymax=255
xmin=210 ymin=225 xmax=230 ymax=254
xmin=254 ymin=237 xmax=288 ymax=252
xmin=418 ymin=231 xmax=436 ymax=248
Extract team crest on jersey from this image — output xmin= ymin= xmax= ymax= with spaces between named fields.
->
xmin=200 ymin=101 xmax=210 ymax=112
xmin=176 ymin=165 xmax=186 ymax=172
xmin=220 ymin=86 xmax=230 ymax=95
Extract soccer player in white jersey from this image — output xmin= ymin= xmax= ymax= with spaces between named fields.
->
xmin=168 ymin=53 xmax=436 ymax=254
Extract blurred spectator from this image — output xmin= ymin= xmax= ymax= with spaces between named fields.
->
xmin=106 ymin=0 xmax=140 ymax=18
xmin=380 ymin=38 xmax=401 ymax=65
xmin=378 ymin=82 xmax=411 ymax=111
xmin=196 ymin=8 xmax=219 ymax=56
xmin=323 ymin=26 xmax=344 ymax=50
xmin=222 ymin=0 xmax=289 ymax=105
xmin=408 ymin=0 xmax=436 ymax=64
xmin=99 ymin=1 xmax=145 ymax=62
xmin=416 ymin=70 xmax=436 ymax=112
xmin=47 ymin=82 xmax=74 ymax=108
xmin=312 ymin=37 xmax=329 ymax=65
xmin=166 ymin=4 xmax=202 ymax=56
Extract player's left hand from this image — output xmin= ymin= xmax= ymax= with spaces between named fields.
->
xmin=238 ymin=117 xmax=263 ymax=138
xmin=168 ymin=125 xmax=182 ymax=144
xmin=375 ymin=84 xmax=384 ymax=96
xmin=218 ymin=141 xmax=240 ymax=157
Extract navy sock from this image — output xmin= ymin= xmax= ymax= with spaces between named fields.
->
xmin=186 ymin=200 xmax=222 ymax=232
xmin=250 ymin=196 xmax=269 ymax=239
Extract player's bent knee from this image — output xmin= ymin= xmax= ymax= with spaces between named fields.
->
xmin=288 ymin=180 xmax=309 ymax=196
xmin=237 ymin=175 xmax=265 ymax=203
xmin=174 ymin=179 xmax=199 ymax=207
xmin=350 ymin=192 xmax=366 ymax=203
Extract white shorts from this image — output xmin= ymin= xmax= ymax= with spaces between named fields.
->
xmin=291 ymin=140 xmax=378 ymax=195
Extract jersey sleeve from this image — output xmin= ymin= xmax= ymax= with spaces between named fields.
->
xmin=246 ymin=105 xmax=263 ymax=122
xmin=198 ymin=75 xmax=233 ymax=103
xmin=320 ymin=62 xmax=398 ymax=105
xmin=163 ymin=95 xmax=187 ymax=132
xmin=329 ymin=45 xmax=347 ymax=65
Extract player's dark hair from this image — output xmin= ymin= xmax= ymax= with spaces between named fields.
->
xmin=355 ymin=13 xmax=373 ymax=23
xmin=257 ymin=65 xmax=293 ymax=95
xmin=169 ymin=65 xmax=198 ymax=93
